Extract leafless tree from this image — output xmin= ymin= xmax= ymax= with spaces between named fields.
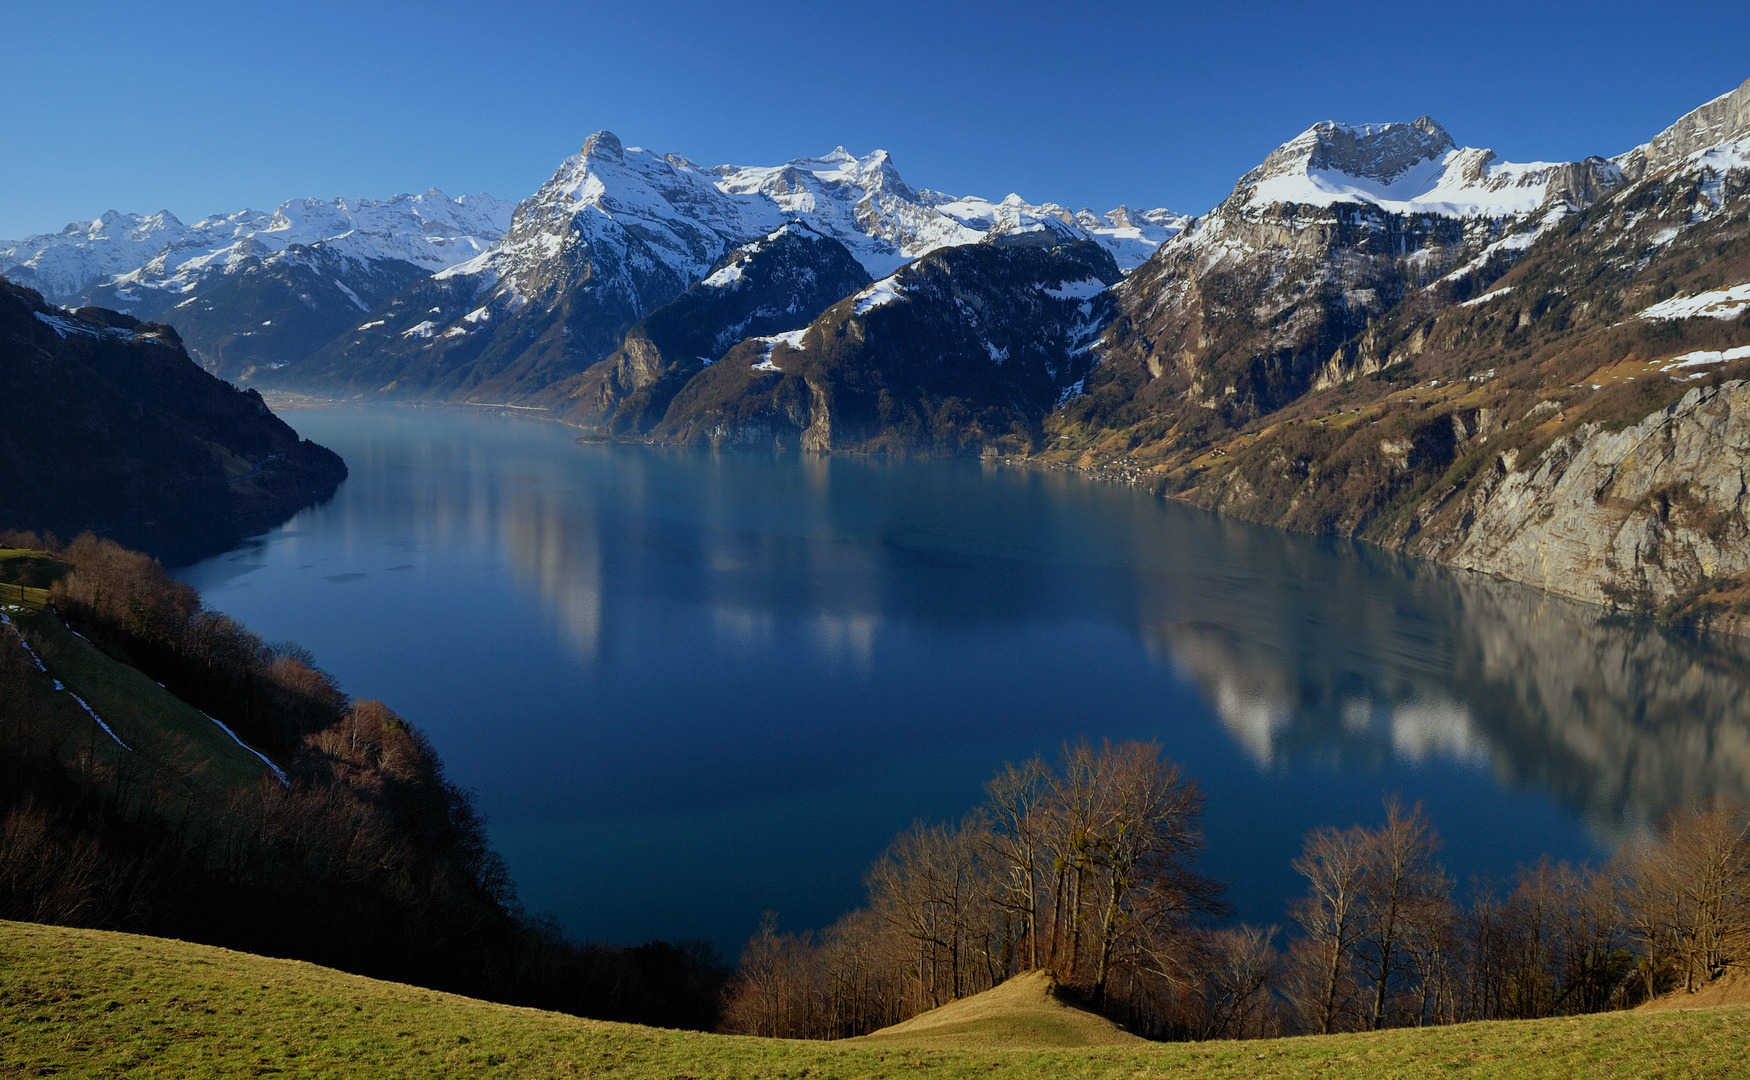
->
xmin=1355 ymin=796 xmax=1445 ymax=1029
xmin=1287 ymin=821 xmax=1370 ymax=1033
xmin=1619 ymin=799 xmax=1750 ymax=995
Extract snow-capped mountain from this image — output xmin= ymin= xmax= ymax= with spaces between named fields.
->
xmin=1238 ymin=117 xmax=1612 ymax=219
xmin=290 ymin=132 xmax=1180 ymax=404
xmin=1047 ymin=75 xmax=1750 ymax=627
xmin=1068 ymin=114 xmax=1626 ymax=431
xmin=1 ymin=190 xmax=514 ymax=308
xmin=536 ymin=221 xmax=874 ymax=433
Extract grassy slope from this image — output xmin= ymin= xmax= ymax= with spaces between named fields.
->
xmin=856 ymin=969 xmax=1141 ymax=1049
xmin=5 ymin=921 xmax=1747 ymax=1080
xmin=0 ymin=550 xmax=273 ymax=789
xmin=11 ymin=604 xmax=273 ymax=789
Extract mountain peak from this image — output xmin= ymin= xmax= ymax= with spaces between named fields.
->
xmin=1225 ymin=113 xmax=1590 ymax=220
xmin=581 ymin=131 xmax=625 ymax=163
xmin=1290 ymin=117 xmax=1457 ymax=184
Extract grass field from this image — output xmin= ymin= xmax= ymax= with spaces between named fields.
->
xmin=0 ymin=552 xmax=276 ymax=792
xmin=10 ymin=604 xmax=275 ymax=789
xmin=0 ymin=547 xmax=68 ymax=592
xmin=4 ymin=921 xmax=1747 ymax=1079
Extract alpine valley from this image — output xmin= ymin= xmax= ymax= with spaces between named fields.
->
xmin=6 ymin=77 xmax=1750 ymax=624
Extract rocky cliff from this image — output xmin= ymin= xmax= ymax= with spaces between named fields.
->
xmin=1420 ymin=381 xmax=1750 ymax=617
xmin=652 ymin=240 xmax=1120 ymax=455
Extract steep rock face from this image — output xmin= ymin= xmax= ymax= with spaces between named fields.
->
xmin=653 ymin=240 xmax=1120 ymax=454
xmin=1618 ymin=75 xmax=1750 ymax=179
xmin=1062 ymin=117 xmax=1620 ymax=449
xmin=535 ymin=223 xmax=872 ymax=434
xmin=0 ymin=279 xmax=346 ymax=564
xmin=1420 ymin=382 xmax=1750 ymax=607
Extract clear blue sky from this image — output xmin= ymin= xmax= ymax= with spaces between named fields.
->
xmin=4 ymin=0 xmax=1747 ymax=240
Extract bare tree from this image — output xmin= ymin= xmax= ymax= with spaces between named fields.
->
xmin=983 ymin=756 xmax=1050 ymax=971
xmin=1356 ymin=796 xmax=1444 ymax=1029
xmin=1619 ymin=799 xmax=1750 ymax=995
xmin=1195 ymin=924 xmax=1280 ymax=1039
xmin=1288 ymin=822 xmax=1369 ymax=1033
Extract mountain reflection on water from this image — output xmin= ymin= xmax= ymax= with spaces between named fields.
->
xmin=1141 ymin=531 xmax=1750 ymax=838
xmin=182 ymin=406 xmax=1750 ymax=949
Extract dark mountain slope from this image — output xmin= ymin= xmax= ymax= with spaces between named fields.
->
xmin=0 ymin=278 xmax=346 ymax=563
xmin=653 ymin=240 xmax=1120 ymax=455
xmin=535 ymin=223 xmax=872 ymax=434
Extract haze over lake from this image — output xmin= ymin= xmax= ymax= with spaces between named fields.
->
xmin=180 ymin=405 xmax=1750 ymax=955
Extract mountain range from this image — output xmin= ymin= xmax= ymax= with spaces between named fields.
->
xmin=5 ymin=75 xmax=1749 ymax=622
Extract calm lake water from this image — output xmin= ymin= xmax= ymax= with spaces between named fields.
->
xmin=181 ymin=405 xmax=1750 ymax=956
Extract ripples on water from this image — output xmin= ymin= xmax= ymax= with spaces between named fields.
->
xmin=180 ymin=405 xmax=1750 ymax=953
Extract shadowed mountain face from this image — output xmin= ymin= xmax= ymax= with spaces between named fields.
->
xmin=0 ymin=278 xmax=346 ymax=564
xmin=534 ymin=223 xmax=873 ymax=435
xmin=653 ymin=240 xmax=1121 ymax=455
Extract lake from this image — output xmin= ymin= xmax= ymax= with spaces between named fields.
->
xmin=180 ymin=404 xmax=1750 ymax=957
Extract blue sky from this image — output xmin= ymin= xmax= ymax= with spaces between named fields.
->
xmin=4 ymin=0 xmax=1747 ymax=239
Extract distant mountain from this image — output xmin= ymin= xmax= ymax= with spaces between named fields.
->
xmin=272 ymin=134 xmax=1182 ymax=403
xmin=0 ymin=191 xmax=514 ymax=382
xmin=652 ymin=239 xmax=1121 ymax=454
xmin=0 ymin=278 xmax=346 ymax=563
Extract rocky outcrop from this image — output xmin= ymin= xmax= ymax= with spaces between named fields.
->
xmin=1618 ymin=75 xmax=1750 ymax=180
xmin=1421 ymin=382 xmax=1750 ymax=609
xmin=1060 ymin=116 xmax=1621 ymax=449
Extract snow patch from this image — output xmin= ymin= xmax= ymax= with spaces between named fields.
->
xmin=750 ymin=328 xmax=808 ymax=371
xmin=701 ymin=261 xmax=745 ymax=289
xmin=1042 ymin=277 xmax=1109 ymax=301
xmin=1460 ymin=285 xmax=1514 ymax=307
xmin=853 ymin=278 xmax=905 ymax=315
xmin=1637 ymin=283 xmax=1750 ymax=321
xmin=1658 ymin=345 xmax=1750 ymax=370
xmin=401 ymin=320 xmax=438 ymax=338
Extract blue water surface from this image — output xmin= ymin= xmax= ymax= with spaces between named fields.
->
xmin=180 ymin=405 xmax=1750 ymax=956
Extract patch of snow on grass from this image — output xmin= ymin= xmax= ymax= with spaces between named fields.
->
xmin=751 ymin=328 xmax=808 ymax=372
xmin=702 ymin=261 xmax=745 ymax=288
xmin=1460 ymin=286 xmax=1514 ymax=307
xmin=1658 ymin=345 xmax=1750 ymax=370
xmin=401 ymin=320 xmax=438 ymax=338
xmin=1637 ymin=282 xmax=1750 ymax=321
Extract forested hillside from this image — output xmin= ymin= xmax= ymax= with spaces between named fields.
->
xmin=0 ymin=535 xmax=726 ymax=1029
xmin=0 ymin=279 xmax=346 ymax=564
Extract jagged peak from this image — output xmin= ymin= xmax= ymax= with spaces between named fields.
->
xmin=580 ymin=130 xmax=624 ymax=163
xmin=1267 ymin=117 xmax=1459 ymax=186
